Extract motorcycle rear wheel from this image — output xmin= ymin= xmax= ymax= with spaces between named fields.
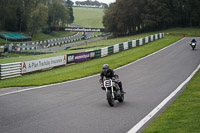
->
xmin=118 ymin=94 xmax=124 ymax=103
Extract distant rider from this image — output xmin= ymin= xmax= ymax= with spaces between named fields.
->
xmin=190 ymin=39 xmax=197 ymax=49
xmin=100 ymin=64 xmax=125 ymax=94
xmin=191 ymin=39 xmax=197 ymax=44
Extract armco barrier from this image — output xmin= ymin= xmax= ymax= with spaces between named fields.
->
xmin=0 ymin=33 xmax=164 ymax=80
xmin=136 ymin=40 xmax=140 ymax=46
xmin=145 ymin=37 xmax=149 ymax=44
xmin=101 ymin=47 xmax=108 ymax=57
xmin=119 ymin=43 xmax=124 ymax=51
xmin=108 ymin=46 xmax=114 ymax=55
xmin=132 ymin=40 xmax=136 ymax=48
xmin=139 ymin=38 xmax=143 ymax=45
xmin=128 ymin=41 xmax=132 ymax=49
xmin=95 ymin=49 xmax=101 ymax=58
xmin=90 ymin=33 xmax=164 ymax=60
xmin=123 ymin=42 xmax=128 ymax=50
xmin=114 ymin=44 xmax=119 ymax=53
xmin=6 ymin=32 xmax=81 ymax=51
xmin=0 ymin=62 xmax=21 ymax=79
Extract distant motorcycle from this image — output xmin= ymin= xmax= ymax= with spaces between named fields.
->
xmin=100 ymin=78 xmax=124 ymax=107
xmin=190 ymin=42 xmax=197 ymax=50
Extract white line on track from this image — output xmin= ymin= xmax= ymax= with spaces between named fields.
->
xmin=0 ymin=37 xmax=184 ymax=98
xmin=127 ymin=63 xmax=200 ymax=133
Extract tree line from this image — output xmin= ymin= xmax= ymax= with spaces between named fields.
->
xmin=0 ymin=0 xmax=74 ymax=36
xmin=103 ymin=0 xmax=200 ymax=36
xmin=75 ymin=0 xmax=108 ymax=8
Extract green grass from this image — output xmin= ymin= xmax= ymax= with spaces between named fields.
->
xmin=0 ymin=27 xmax=200 ymax=64
xmin=142 ymin=69 xmax=200 ymax=133
xmin=73 ymin=7 xmax=104 ymax=28
xmin=94 ymin=32 xmax=102 ymax=36
xmin=0 ymin=35 xmax=181 ymax=88
xmin=0 ymin=31 xmax=75 ymax=46
xmin=32 ymin=31 xmax=75 ymax=41
xmin=0 ymin=38 xmax=10 ymax=46
xmin=0 ymin=31 xmax=162 ymax=64
xmin=69 ymin=31 xmax=162 ymax=51
xmin=164 ymin=27 xmax=200 ymax=36
xmin=1 ymin=53 xmax=29 ymax=58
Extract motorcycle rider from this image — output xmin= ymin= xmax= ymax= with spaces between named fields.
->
xmin=190 ymin=38 xmax=197 ymax=49
xmin=191 ymin=38 xmax=197 ymax=44
xmin=100 ymin=64 xmax=125 ymax=94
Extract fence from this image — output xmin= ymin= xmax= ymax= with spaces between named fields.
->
xmin=95 ymin=33 xmax=164 ymax=58
xmin=6 ymin=32 xmax=81 ymax=51
xmin=0 ymin=62 xmax=21 ymax=79
xmin=4 ymin=32 xmax=103 ymax=52
xmin=0 ymin=33 xmax=164 ymax=80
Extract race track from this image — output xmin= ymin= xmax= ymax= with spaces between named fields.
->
xmin=0 ymin=37 xmax=200 ymax=133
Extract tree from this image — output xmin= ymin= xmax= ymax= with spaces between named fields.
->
xmin=103 ymin=3 xmax=118 ymax=35
xmin=29 ymin=3 xmax=48 ymax=36
xmin=65 ymin=0 xmax=74 ymax=24
xmin=48 ymin=0 xmax=70 ymax=27
xmin=75 ymin=0 xmax=108 ymax=8
xmin=142 ymin=0 xmax=173 ymax=30
xmin=0 ymin=0 xmax=74 ymax=33
xmin=103 ymin=0 xmax=146 ymax=36
xmin=103 ymin=0 xmax=200 ymax=36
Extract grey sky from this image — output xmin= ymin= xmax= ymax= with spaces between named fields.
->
xmin=72 ymin=0 xmax=116 ymax=5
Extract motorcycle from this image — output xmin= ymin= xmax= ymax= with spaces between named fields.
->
xmin=190 ymin=42 xmax=196 ymax=50
xmin=100 ymin=77 xmax=124 ymax=107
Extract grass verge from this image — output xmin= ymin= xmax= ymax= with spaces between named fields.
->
xmin=0 ymin=35 xmax=181 ymax=88
xmin=142 ymin=69 xmax=200 ymax=133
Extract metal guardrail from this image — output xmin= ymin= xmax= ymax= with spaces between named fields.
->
xmin=0 ymin=62 xmax=21 ymax=79
xmin=5 ymin=32 xmax=81 ymax=51
xmin=0 ymin=33 xmax=164 ymax=80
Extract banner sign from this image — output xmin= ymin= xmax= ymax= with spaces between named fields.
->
xmin=22 ymin=55 xmax=67 ymax=73
xmin=74 ymin=52 xmax=90 ymax=63
xmin=90 ymin=51 xmax=96 ymax=58
xmin=67 ymin=54 xmax=75 ymax=64
xmin=51 ymin=27 xmax=105 ymax=32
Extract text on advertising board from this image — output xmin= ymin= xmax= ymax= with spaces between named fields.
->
xmin=22 ymin=55 xmax=66 ymax=73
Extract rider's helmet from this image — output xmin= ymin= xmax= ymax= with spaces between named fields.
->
xmin=192 ymin=39 xmax=196 ymax=43
xmin=102 ymin=64 xmax=109 ymax=73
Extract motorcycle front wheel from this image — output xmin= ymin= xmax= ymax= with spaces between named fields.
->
xmin=107 ymin=90 xmax=115 ymax=107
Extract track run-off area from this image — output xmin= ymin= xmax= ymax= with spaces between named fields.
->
xmin=0 ymin=37 xmax=200 ymax=133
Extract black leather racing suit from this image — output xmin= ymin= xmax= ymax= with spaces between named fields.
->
xmin=100 ymin=69 xmax=124 ymax=93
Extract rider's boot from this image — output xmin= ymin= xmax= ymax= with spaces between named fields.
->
xmin=118 ymin=82 xmax=126 ymax=94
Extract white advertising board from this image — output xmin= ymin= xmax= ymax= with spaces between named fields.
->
xmin=22 ymin=55 xmax=67 ymax=73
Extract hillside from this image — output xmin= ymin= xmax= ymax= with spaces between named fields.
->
xmin=73 ymin=7 xmax=104 ymax=28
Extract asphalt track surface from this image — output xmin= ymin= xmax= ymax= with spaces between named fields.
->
xmin=0 ymin=37 xmax=200 ymax=133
